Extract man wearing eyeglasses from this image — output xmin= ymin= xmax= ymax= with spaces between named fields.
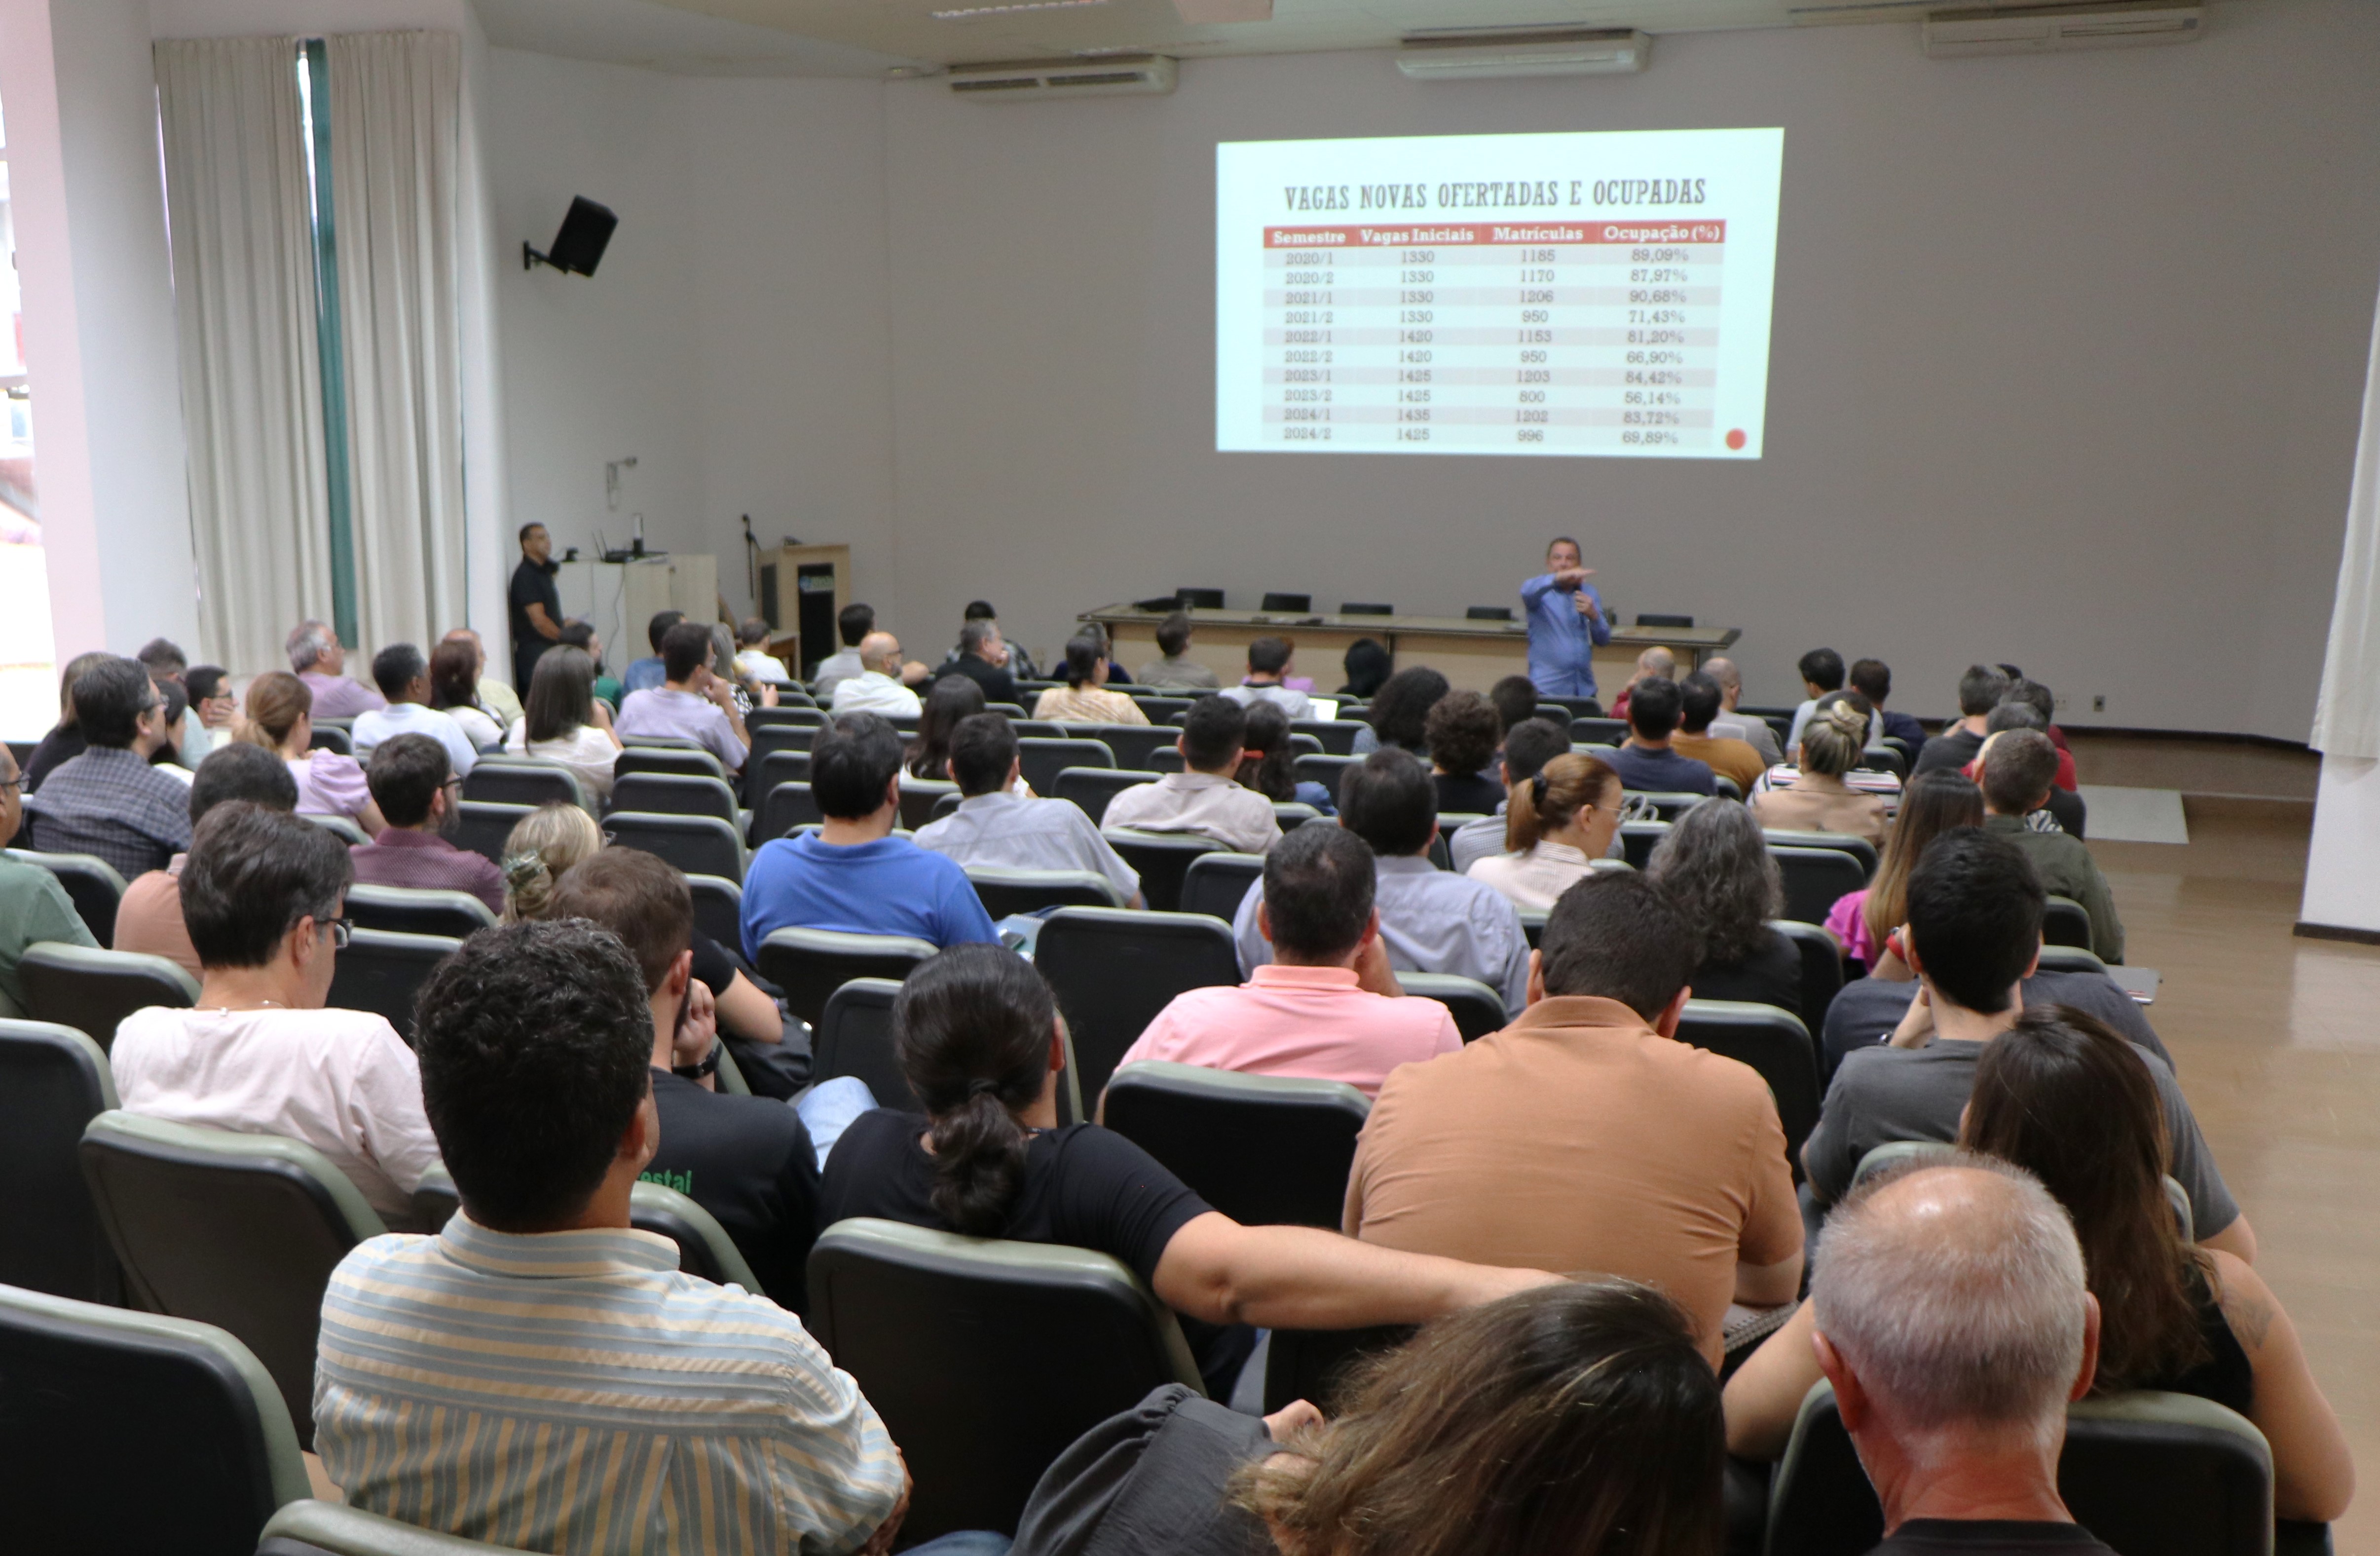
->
xmin=345 ymin=734 xmax=507 ymax=915
xmin=17 ymin=654 xmax=192 ymax=878
xmin=0 ymin=742 xmax=100 ymax=1018
xmin=112 ymin=802 xmax=441 ymax=1224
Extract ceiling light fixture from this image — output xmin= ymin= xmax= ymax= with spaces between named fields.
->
xmin=930 ymin=0 xmax=1107 ymax=18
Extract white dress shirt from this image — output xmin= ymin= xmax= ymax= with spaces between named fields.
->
xmin=1100 ymin=771 xmax=1283 ymax=856
xmin=350 ymin=703 xmax=479 ymax=777
xmin=829 ymin=671 xmax=924 ymax=718
xmin=913 ymin=791 xmax=1142 ymax=905
xmin=1234 ymin=853 xmax=1531 ymax=1013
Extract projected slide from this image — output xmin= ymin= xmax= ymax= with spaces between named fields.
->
xmin=1217 ymin=128 xmax=1783 ymax=458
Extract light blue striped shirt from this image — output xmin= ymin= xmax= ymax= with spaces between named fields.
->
xmin=315 ymin=1215 xmax=904 ymax=1556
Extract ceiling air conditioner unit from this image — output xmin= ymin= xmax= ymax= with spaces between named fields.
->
xmin=1396 ymin=29 xmax=1651 ymax=81
xmin=947 ymin=54 xmax=1177 ymax=97
xmin=1922 ymin=2 xmax=2201 ymax=56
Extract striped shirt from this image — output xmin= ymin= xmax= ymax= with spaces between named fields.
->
xmin=315 ymin=1216 xmax=904 ymax=1556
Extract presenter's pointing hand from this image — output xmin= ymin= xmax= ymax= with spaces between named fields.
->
xmin=1552 ymin=566 xmax=1594 ymax=589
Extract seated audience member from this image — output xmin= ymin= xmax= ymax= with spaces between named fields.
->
xmin=915 ymin=714 xmax=1142 ymax=907
xmin=351 ymin=644 xmax=480 ymax=777
xmin=1103 ymin=695 xmax=1283 ymax=855
xmin=1702 ymin=654 xmax=1785 ymax=767
xmin=1606 ymin=676 xmax=1716 ymax=796
xmin=136 ymin=636 xmax=188 ymax=685
xmin=2004 ymin=676 xmax=2070 ymax=749
xmin=1850 ymin=657 xmax=1927 ymax=752
xmin=1488 ymin=673 xmax=1541 ymax=739
xmin=115 ymin=745 xmax=299 ymax=977
xmin=237 ymin=671 xmax=384 ymax=835
xmin=502 ymin=646 xmax=621 ymax=802
xmin=20 ymin=656 xmax=194 ymax=877
xmin=828 ymin=630 xmax=927 ymax=718
xmin=1646 ymin=798 xmax=1799 ymax=1015
xmin=1346 ymin=871 xmax=1801 ymax=1365
xmin=1351 ymin=666 xmax=1449 ymax=756
xmin=618 ymin=620 xmax=755 ymax=775
xmin=1827 ymin=770 xmax=1983 ymax=974
xmin=732 ymin=617 xmax=792 ymax=685
xmin=113 ymin=803 xmax=438 ymax=1221
xmin=1977 ymin=699 xmax=2076 ymax=789
xmin=1802 ymin=830 xmax=2240 ymax=1254
xmin=349 ymin=735 xmax=506 ymax=914
xmin=1136 ymin=609 xmax=1222 ymax=690
xmin=820 ymin=944 xmax=1558 ymax=1392
xmin=0 ymin=742 xmax=98 ymax=1015
xmin=1605 ymin=645 xmax=1675 ymax=723
xmin=741 ymin=712 xmax=999 ymax=955
xmin=147 ymin=678 xmax=196 ymax=781
xmin=1035 ymin=632 xmax=1150 ymax=725
xmin=1235 ymin=750 xmax=1529 ymax=1012
xmin=1084 ymin=620 xmax=1133 ymax=685
xmin=549 ymin=850 xmax=820 ymax=1307
xmin=1235 ymin=701 xmax=1335 ymax=814
xmin=314 ymin=920 xmax=910 ymax=1552
xmin=810 ymin=602 xmax=872 ymax=697
xmin=1466 ymin=752 xmax=1623 ymax=911
xmin=1220 ymin=636 xmax=1312 ymax=719
xmin=1448 ymin=717 xmax=1577 ymax=875
xmin=22 ymin=651 xmax=110 ymax=793
xmin=1012 ymin=1281 xmax=1724 ymax=1556
xmin=1116 ymin=823 xmax=1457 ymax=1096
xmin=286 ymin=618 xmax=387 ymax=718
xmin=428 ymin=638 xmax=504 ymax=751
xmin=1975 ymin=703 xmax=2087 ymax=837
xmin=1785 ymin=646 xmax=1848 ymax=756
xmin=1749 ymin=701 xmax=1891 ymax=844
xmin=1425 ymin=690 xmax=1507 ymax=815
xmin=938 ymin=615 xmax=1020 ymax=708
xmin=943 ymin=599 xmax=1040 ymax=682
xmin=1914 ymin=663 xmax=2011 ymax=777
xmin=1338 ymin=637 xmax=1392 ymax=699
xmin=622 ymin=608 xmax=684 ymax=697
xmin=181 ymin=664 xmax=236 ymax=768
xmin=1982 ymin=731 xmax=2122 ymax=961
xmin=557 ymin=619 xmax=623 ymax=710
xmin=906 ymin=674 xmax=990 ymax=782
xmin=1673 ymin=671 xmax=1769 ymax=797
xmin=441 ymin=626 xmax=522 ymax=727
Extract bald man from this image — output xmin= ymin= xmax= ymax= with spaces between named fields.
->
xmin=828 ymin=632 xmax=925 ymax=718
xmin=1702 ymin=655 xmax=1783 ymax=767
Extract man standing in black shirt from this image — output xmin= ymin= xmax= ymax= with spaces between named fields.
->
xmin=507 ymin=523 xmax=564 ymax=694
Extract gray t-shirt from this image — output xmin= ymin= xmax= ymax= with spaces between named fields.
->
xmin=1821 ymin=969 xmax=2170 ymax=1084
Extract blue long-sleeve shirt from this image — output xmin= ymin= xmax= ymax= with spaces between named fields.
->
xmin=1522 ymin=572 xmax=1613 ymax=698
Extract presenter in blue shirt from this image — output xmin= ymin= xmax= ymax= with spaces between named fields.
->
xmin=1521 ymin=535 xmax=1612 ymax=702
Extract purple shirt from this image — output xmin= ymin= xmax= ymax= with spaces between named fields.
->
xmin=616 ymin=687 xmax=748 ymax=773
xmin=303 ymin=673 xmax=388 ymax=719
xmin=349 ymin=830 xmax=506 ymax=915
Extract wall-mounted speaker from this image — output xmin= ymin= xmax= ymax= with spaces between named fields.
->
xmin=524 ymin=196 xmax=618 ymax=276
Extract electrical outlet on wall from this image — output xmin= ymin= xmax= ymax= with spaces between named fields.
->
xmin=2092 ymin=694 xmax=2106 ymax=712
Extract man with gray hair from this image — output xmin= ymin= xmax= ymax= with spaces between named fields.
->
xmin=941 ymin=615 xmax=1020 ymax=707
xmin=1703 ymin=655 xmax=1784 ymax=767
xmin=286 ymin=619 xmax=387 ymax=718
xmin=1811 ymin=1155 xmax=2115 ymax=1555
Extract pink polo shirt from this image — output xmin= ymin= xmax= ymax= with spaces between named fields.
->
xmin=1113 ymin=963 xmax=1462 ymax=1099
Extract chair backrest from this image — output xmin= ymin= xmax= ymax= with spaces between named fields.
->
xmin=1008 ymin=719 xmax=1065 ymax=740
xmin=309 ymin=724 xmax=353 ymax=756
xmin=1340 ymin=601 xmax=1393 ymax=615
xmin=18 ymin=941 xmax=201 ymax=1053
xmin=2033 ymin=944 xmax=2111 ymax=978
xmin=1676 ymin=1000 xmax=1822 ymax=1172
xmin=605 ymin=811 xmax=747 ymax=883
xmin=260 ymin=1500 xmax=534 ymax=1556
xmin=1574 ymin=716 xmax=1630 ymax=746
xmin=1083 ymin=724 xmax=1180 ymax=771
xmin=686 ymin=873 xmax=743 ymax=953
xmin=1770 ymin=919 xmax=1845 ymax=1035
xmin=807 ymin=1217 xmax=1204 ymax=1543
xmin=451 ymin=800 xmax=534 ymax=866
xmin=1148 ymin=746 xmax=1186 ymax=774
xmin=1394 ymin=971 xmax=1508 ymax=1042
xmin=1098 ymin=827 xmax=1227 ymax=912
xmin=610 ymin=771 xmax=740 ymax=826
xmin=408 ymin=1166 xmax=762 ymax=1291
xmin=813 ymin=977 xmax=916 ymax=1110
xmin=1053 ymin=766 xmax=1158 ymax=826
xmin=2044 ymin=894 xmax=2094 ymax=949
xmin=6 ymin=848 xmax=128 ymax=946
xmin=1760 ymin=829 xmax=1881 ymax=880
xmin=614 ymin=743 xmax=730 ymax=783
xmin=1619 ymin=818 xmax=1670 ymax=869
xmin=1103 ymin=1061 xmax=1369 ymax=1229
xmin=300 ymin=812 xmax=371 ymax=847
xmin=1291 ymin=719 xmax=1368 ymax=755
xmin=0 ymin=1020 xmax=121 ymax=1302
xmin=746 ymin=705 xmax=825 ymax=728
xmin=1128 ymin=695 xmax=1196 ymax=721
xmin=1530 ymin=703 xmax=1575 ymax=731
xmin=1628 ymin=790 xmax=1711 ymax=822
xmin=1293 ymin=752 xmax=1361 ymax=794
xmin=0 ymin=1283 xmax=310 ymax=1556
xmin=327 ymin=928 xmax=462 ymax=1041
xmin=1770 ymin=846 xmax=1872 ymax=926
xmin=897 ymin=777 xmax=960 ymax=831
xmin=1179 ymin=850 xmax=1265 ymax=922
xmin=930 ymin=790 xmax=964 ymax=822
xmin=751 ymin=746 xmax=811 ymax=800
xmin=345 ymin=882 xmax=497 ymax=940
xmin=966 ymin=865 xmax=1127 ymax=917
xmin=1017 ymin=737 xmax=1113 ymax=796
xmin=757 ymin=780 xmax=824 ymax=841
xmin=1465 ymin=605 xmax=1513 ymax=620
xmin=79 ymin=1110 xmax=387 ymax=1449
xmin=1034 ymin=907 xmax=1243 ymax=1104
xmin=459 ymin=760 xmax=585 ymax=812
xmin=756 ymin=926 xmax=938 ymax=1025
xmin=1263 ymin=1322 xmax=1418 ymax=1415
xmin=1856 ymin=744 xmax=1907 ymax=778
xmin=1766 ymin=1383 xmax=2273 ymax=1556
xmin=1274 ymin=800 xmax=1322 ymax=827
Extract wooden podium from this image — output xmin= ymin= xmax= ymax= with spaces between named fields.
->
xmin=756 ymin=543 xmax=851 ymax=678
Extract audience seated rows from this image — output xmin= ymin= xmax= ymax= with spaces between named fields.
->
xmin=115 ymin=743 xmax=301 ymax=976
xmin=915 ymin=713 xmax=1144 ymax=907
xmin=1464 ymin=750 xmax=1622 ymax=910
xmin=1673 ymin=671 xmax=1769 ymax=796
xmin=1103 ymin=697 xmax=1283 ymax=855
xmin=1236 ymin=701 xmax=1335 ymax=814
xmin=1423 ymin=690 xmax=1504 ymax=815
xmin=1646 ymin=798 xmax=1803 ymax=1015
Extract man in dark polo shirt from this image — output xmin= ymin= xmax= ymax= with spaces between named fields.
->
xmin=507 ymin=523 xmax=564 ymax=694
xmin=941 ymin=616 xmax=1020 ymax=707
xmin=549 ymin=848 xmax=820 ymax=1309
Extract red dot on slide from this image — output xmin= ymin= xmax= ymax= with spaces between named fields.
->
xmin=1725 ymin=429 xmax=1747 ymax=451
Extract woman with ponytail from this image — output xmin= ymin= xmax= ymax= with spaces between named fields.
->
xmin=818 ymin=943 xmax=1560 ymax=1395
xmin=237 ymin=670 xmax=385 ymax=835
xmin=1464 ymin=752 xmax=1622 ymax=910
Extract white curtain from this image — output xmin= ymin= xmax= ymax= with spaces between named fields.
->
xmin=327 ymin=30 xmax=467 ymax=657
xmin=2310 ymin=276 xmax=2380 ymax=757
xmin=154 ymin=37 xmax=334 ymax=676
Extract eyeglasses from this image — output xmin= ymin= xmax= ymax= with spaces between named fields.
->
xmin=0 ymin=773 xmax=22 ymax=793
xmin=319 ymin=917 xmax=353 ymax=949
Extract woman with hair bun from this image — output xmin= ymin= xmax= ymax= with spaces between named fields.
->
xmin=1747 ymin=699 xmax=1888 ymax=845
xmin=1463 ymin=752 xmax=1622 ymax=911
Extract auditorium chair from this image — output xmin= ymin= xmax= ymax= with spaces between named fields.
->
xmin=615 ymin=743 xmax=731 ymax=784
xmin=611 ymin=771 xmax=742 ymax=828
xmin=986 ymin=702 xmax=1030 ymax=718
xmin=898 ymin=776 xmax=959 ymax=830
xmin=1713 ymin=775 xmax=1745 ymax=802
xmin=1099 ymin=828 xmax=1225 ymax=912
xmin=812 ymin=977 xmax=915 ymax=1110
xmin=308 ymin=724 xmax=353 ymax=756
xmin=80 ymin=1111 xmax=386 ymax=1448
xmin=605 ymin=812 xmax=747 ymax=882
xmin=1017 ymin=737 xmax=1113 ymax=797
xmin=1266 ymin=1323 xmax=1419 ymax=1415
xmin=1034 ymin=907 xmax=1242 ymax=1104
xmin=0 ymin=1283 xmax=311 ymax=1556
xmin=1620 ymin=819 xmax=1670 ymax=869
xmin=930 ymin=791 xmax=963 ymax=823
xmin=1273 ymin=800 xmax=1322 ymax=828
xmin=0 ymin=1019 xmax=121 ymax=1303
xmin=1538 ymin=696 xmax=1604 ymax=719
xmin=1180 ymin=851 xmax=1264 ymax=922
xmin=1769 ymin=919 xmax=1845 ymax=1035
xmin=1127 ymin=695 xmax=1195 ymax=724
xmin=749 ymin=746 xmax=810 ymax=799
xmin=1529 ymin=704 xmax=1575 ymax=732
xmin=808 ymin=1218 xmax=1205 ymax=1543
xmin=259 ymin=1501 xmax=532 ymax=1556
xmin=19 ymin=941 xmax=199 ymax=1052
xmin=1628 ymin=791 xmax=1710 ymax=822
xmin=1770 ymin=846 xmax=1871 ymax=926
xmin=1766 ymin=1383 xmax=2277 ymax=1556
xmin=1465 ymin=606 xmax=1514 ymax=621
xmin=1760 ymin=829 xmax=1880 ymax=880
xmin=745 ymin=705 xmax=825 ymax=729
xmin=1054 ymin=766 xmax=1158 ymax=825
xmin=1518 ymin=907 xmax=1549 ymax=948
xmin=5 ymin=848 xmax=126 ymax=946
xmin=1008 ymin=720 xmax=1067 ymax=740
xmin=755 ymin=780 xmax=824 ymax=841
xmin=1340 ymin=602 xmax=1393 ymax=615
xmin=345 ymin=883 xmax=496 ymax=941
xmin=1291 ymin=718 xmax=1367 ymax=755
xmin=1573 ymin=717 xmax=1630 ymax=746
xmin=966 ymin=865 xmax=1126 ymax=917
xmin=1260 ymin=592 xmax=1312 ymax=612
xmin=1293 ymin=752 xmax=1360 ymax=795
xmin=687 ymin=873 xmax=742 ymax=953
xmin=1676 ymin=1000 xmax=1822 ymax=1174
xmin=1082 ymin=723 xmax=1181 ymax=771
xmin=1855 ymin=744 xmax=1906 ymax=779
xmin=451 ymin=799 xmax=532 ymax=865
xmin=1105 ymin=1061 xmax=1369 ymax=1229
xmin=756 ymin=926 xmax=937 ymax=1025
xmin=1148 ymin=747 xmax=1186 ymax=774
xmin=299 ymin=812 xmax=369 ymax=847
xmin=328 ymin=928 xmax=461 ymax=1041
xmin=1395 ymin=971 xmax=1507 ymax=1042
xmin=459 ymin=760 xmax=585 ymax=812
xmin=409 ymin=1165 xmax=760 ymax=1290
xmin=2044 ymin=894 xmax=2095 ymax=950
xmin=1177 ymin=588 xmax=1225 ymax=608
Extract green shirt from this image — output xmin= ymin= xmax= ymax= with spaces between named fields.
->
xmin=1984 ymin=813 xmax=2125 ymax=964
xmin=0 ymin=853 xmax=101 ymax=1018
xmin=593 ymin=674 xmax=624 ymax=713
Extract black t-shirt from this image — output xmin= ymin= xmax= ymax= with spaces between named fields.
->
xmin=1433 ymin=771 xmax=1507 ymax=817
xmin=508 ymin=558 xmax=562 ymax=667
xmin=1692 ymin=928 xmax=1802 ymax=1016
xmin=1821 ymin=968 xmax=2173 ymax=1085
xmin=643 ymin=1069 xmax=820 ymax=1310
xmin=1867 ymin=1520 xmax=2117 ymax=1555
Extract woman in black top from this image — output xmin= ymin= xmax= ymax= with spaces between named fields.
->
xmin=1645 ymin=797 xmax=1798 ymax=1015
xmin=907 ymin=675 xmax=988 ymax=782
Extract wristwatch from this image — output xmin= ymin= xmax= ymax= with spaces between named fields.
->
xmin=671 ymin=1042 xmax=720 ymax=1080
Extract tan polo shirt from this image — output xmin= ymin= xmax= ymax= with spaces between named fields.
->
xmin=1673 ymin=731 xmax=1768 ymax=797
xmin=1343 ymin=994 xmax=1801 ymax=1364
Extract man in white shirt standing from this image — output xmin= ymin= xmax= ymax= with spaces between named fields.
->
xmin=914 ymin=713 xmax=1143 ymax=907
xmin=616 ymin=620 xmax=755 ymax=776
xmin=1218 ymin=635 xmax=1312 ymax=719
xmin=829 ymin=631 xmax=926 ymax=718
xmin=349 ymin=644 xmax=480 ymax=777
xmin=1102 ymin=696 xmax=1283 ymax=856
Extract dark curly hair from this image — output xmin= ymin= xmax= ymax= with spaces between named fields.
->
xmin=1365 ymin=666 xmax=1450 ymax=755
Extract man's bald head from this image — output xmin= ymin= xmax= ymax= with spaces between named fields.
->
xmin=1636 ymin=645 xmax=1676 ymax=680
xmin=1704 ymin=656 xmax=1742 ymax=697
xmin=859 ymin=632 xmax=902 ymax=675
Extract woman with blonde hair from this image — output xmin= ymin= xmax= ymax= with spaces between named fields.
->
xmin=1747 ymin=698 xmax=1888 ymax=844
xmin=498 ymin=801 xmax=602 ymax=923
xmin=236 ymin=670 xmax=384 ymax=835
xmin=1464 ymin=752 xmax=1622 ymax=910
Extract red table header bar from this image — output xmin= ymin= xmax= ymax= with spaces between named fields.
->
xmin=1264 ymin=220 xmax=1726 ymax=248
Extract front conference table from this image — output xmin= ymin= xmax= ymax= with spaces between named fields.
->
xmin=1083 ymin=605 xmax=1739 ymax=697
